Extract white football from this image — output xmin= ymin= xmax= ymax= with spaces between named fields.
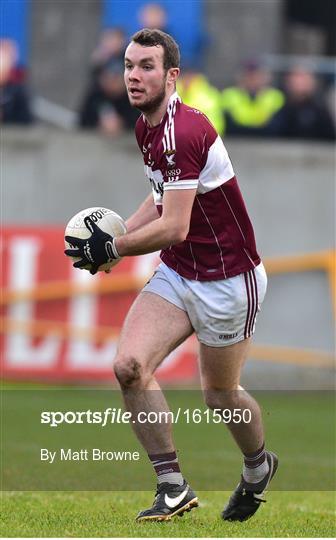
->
xmin=65 ymin=207 xmax=126 ymax=272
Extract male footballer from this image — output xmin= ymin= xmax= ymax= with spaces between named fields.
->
xmin=65 ymin=29 xmax=278 ymax=522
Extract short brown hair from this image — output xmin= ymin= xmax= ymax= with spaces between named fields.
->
xmin=130 ymin=28 xmax=180 ymax=71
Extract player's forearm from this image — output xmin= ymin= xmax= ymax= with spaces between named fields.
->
xmin=125 ymin=195 xmax=159 ymax=233
xmin=115 ymin=216 xmax=185 ymax=256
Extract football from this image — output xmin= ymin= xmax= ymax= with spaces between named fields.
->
xmin=64 ymin=207 xmax=127 ymax=272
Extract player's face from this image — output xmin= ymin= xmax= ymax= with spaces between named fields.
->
xmin=124 ymin=42 xmax=167 ymax=113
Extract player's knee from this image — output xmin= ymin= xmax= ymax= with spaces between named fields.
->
xmin=113 ymin=354 xmax=146 ymax=388
xmin=203 ymin=387 xmax=241 ymax=410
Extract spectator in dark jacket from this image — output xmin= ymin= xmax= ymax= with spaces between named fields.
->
xmin=0 ymin=39 xmax=33 ymax=124
xmin=90 ymin=27 xmax=126 ymax=80
xmin=79 ymin=58 xmax=138 ymax=136
xmin=272 ymin=67 xmax=335 ymax=141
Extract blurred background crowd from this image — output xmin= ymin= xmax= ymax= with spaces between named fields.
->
xmin=1 ymin=0 xmax=335 ymax=141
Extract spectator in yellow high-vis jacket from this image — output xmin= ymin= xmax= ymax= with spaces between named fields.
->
xmin=221 ymin=60 xmax=284 ymax=136
xmin=177 ymin=66 xmax=224 ymax=136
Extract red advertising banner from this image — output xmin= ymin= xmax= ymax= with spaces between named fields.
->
xmin=0 ymin=228 xmax=198 ymax=383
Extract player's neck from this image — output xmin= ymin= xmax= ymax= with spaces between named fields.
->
xmin=144 ymin=89 xmax=175 ymax=128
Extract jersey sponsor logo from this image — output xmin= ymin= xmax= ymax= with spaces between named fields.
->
xmin=147 ymin=152 xmax=155 ymax=167
xmin=145 ymin=166 xmax=164 ymax=200
xmin=149 ymin=177 xmax=164 ymax=197
xmin=142 ymin=143 xmax=151 ymax=153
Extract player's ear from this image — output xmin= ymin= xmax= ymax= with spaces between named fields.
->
xmin=167 ymin=67 xmax=179 ymax=85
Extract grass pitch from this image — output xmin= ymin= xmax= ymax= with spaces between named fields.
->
xmin=1 ymin=490 xmax=335 ymax=537
xmin=1 ymin=384 xmax=335 ymax=536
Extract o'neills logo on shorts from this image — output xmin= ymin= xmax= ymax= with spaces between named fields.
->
xmin=219 ymin=333 xmax=238 ymax=340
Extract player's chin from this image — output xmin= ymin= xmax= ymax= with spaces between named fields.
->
xmin=128 ymin=93 xmax=145 ymax=106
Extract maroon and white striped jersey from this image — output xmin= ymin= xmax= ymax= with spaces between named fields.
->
xmin=135 ymin=92 xmax=261 ymax=281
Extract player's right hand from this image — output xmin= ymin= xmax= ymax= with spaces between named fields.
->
xmin=64 ymin=217 xmax=119 ymax=275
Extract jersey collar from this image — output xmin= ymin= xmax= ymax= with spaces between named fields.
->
xmin=142 ymin=91 xmax=181 ymax=128
xmin=168 ymin=91 xmax=182 ymax=107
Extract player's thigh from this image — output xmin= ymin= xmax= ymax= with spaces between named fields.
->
xmin=199 ymin=337 xmax=252 ymax=391
xmin=117 ymin=291 xmax=194 ymax=374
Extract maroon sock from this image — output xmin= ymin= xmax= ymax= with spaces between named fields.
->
xmin=148 ymin=451 xmax=183 ymax=485
xmin=243 ymin=443 xmax=267 ymax=469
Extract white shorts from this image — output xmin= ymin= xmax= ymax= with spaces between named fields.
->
xmin=142 ymin=262 xmax=267 ymax=347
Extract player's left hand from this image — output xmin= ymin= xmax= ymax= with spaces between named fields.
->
xmin=64 ymin=217 xmax=119 ymax=275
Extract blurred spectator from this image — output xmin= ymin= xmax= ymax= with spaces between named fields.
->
xmin=272 ymin=68 xmax=336 ymax=141
xmin=326 ymin=85 xmax=336 ymax=127
xmin=78 ymin=58 xmax=138 ymax=136
xmin=138 ymin=2 xmax=208 ymax=69
xmin=138 ymin=3 xmax=170 ymax=33
xmin=0 ymin=39 xmax=33 ymax=124
xmin=221 ymin=60 xmax=284 ymax=136
xmin=177 ymin=66 xmax=224 ymax=136
xmin=90 ymin=27 xmax=126 ymax=79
